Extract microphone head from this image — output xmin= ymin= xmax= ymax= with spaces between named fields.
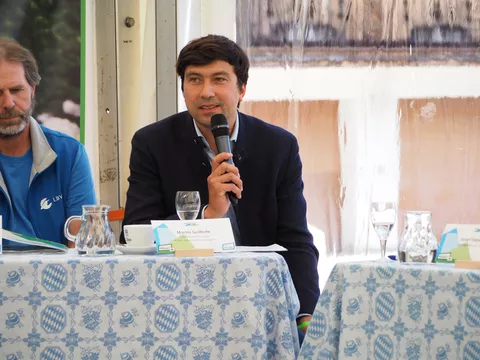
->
xmin=211 ymin=114 xmax=229 ymax=137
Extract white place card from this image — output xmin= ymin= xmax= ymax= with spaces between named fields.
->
xmin=151 ymin=218 xmax=235 ymax=253
xmin=0 ymin=216 xmax=2 ymax=254
xmin=437 ymin=224 xmax=480 ymax=263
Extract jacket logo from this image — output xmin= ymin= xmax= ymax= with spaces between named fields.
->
xmin=40 ymin=195 xmax=63 ymax=210
xmin=40 ymin=198 xmax=52 ymax=210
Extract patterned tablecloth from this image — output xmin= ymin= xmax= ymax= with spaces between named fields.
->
xmin=0 ymin=250 xmax=300 ymax=360
xmin=299 ymin=261 xmax=480 ymax=360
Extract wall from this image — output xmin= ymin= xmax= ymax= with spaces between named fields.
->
xmin=85 ymin=0 xmax=157 ymax=209
xmin=116 ymin=0 xmax=157 ymax=206
xmin=399 ymin=97 xmax=480 ymax=237
xmin=84 ymin=0 xmax=99 ymax=200
xmin=240 ymin=100 xmax=341 ymax=252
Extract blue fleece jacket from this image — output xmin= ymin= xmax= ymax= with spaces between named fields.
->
xmin=0 ymin=117 xmax=96 ymax=246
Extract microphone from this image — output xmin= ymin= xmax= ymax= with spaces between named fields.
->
xmin=211 ymin=114 xmax=238 ymax=205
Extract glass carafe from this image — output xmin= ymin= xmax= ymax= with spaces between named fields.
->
xmin=398 ymin=211 xmax=438 ymax=263
xmin=64 ymin=205 xmax=116 ymax=255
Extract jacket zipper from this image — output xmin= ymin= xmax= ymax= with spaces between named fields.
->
xmin=27 ymin=172 xmax=40 ymax=237
xmin=0 ymin=186 xmax=12 ymax=227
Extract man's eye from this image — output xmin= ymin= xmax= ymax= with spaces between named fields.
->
xmin=188 ymin=77 xmax=200 ymax=83
xmin=216 ymin=78 xmax=227 ymax=82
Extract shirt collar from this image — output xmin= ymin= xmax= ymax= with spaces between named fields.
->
xmin=193 ymin=112 xmax=239 ymax=143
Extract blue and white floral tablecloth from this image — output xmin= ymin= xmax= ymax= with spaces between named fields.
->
xmin=0 ymin=250 xmax=300 ymax=360
xmin=299 ymin=261 xmax=480 ymax=360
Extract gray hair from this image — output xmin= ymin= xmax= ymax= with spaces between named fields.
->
xmin=0 ymin=38 xmax=41 ymax=87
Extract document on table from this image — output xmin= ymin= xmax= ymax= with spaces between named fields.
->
xmin=235 ymin=244 xmax=287 ymax=252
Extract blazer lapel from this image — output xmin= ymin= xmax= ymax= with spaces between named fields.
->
xmin=233 ymin=112 xmax=251 ymax=168
xmin=174 ymin=112 xmax=210 ymax=168
xmin=172 ymin=112 xmax=211 ymax=200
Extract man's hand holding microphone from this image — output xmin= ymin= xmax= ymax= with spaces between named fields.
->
xmin=204 ymin=114 xmax=242 ymax=219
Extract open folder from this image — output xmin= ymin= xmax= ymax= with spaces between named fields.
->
xmin=2 ymin=229 xmax=68 ymax=253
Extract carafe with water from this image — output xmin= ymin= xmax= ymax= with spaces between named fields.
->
xmin=398 ymin=211 xmax=438 ymax=263
xmin=64 ymin=205 xmax=116 ymax=255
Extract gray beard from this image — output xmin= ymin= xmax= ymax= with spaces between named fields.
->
xmin=0 ymin=115 xmax=29 ymax=138
xmin=0 ymin=98 xmax=34 ymax=138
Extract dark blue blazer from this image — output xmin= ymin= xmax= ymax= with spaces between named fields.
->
xmin=122 ymin=111 xmax=320 ymax=314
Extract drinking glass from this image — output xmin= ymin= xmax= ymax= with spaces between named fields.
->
xmin=175 ymin=191 xmax=201 ymax=220
xmin=371 ymin=202 xmax=397 ymax=259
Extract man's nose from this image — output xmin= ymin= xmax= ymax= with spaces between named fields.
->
xmin=200 ymin=82 xmax=215 ymax=98
xmin=1 ymin=91 xmax=15 ymax=110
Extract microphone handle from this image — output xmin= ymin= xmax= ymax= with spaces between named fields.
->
xmin=223 ymin=157 xmax=238 ymax=205
xmin=228 ymin=191 xmax=238 ymax=205
xmin=215 ymin=135 xmax=239 ymax=205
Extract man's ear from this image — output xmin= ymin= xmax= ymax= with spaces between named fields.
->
xmin=238 ymin=83 xmax=246 ymax=102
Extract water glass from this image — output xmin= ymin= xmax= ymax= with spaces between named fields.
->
xmin=175 ymin=191 xmax=201 ymax=220
xmin=371 ymin=202 xmax=397 ymax=259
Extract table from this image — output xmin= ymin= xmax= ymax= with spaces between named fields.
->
xmin=299 ymin=261 xmax=480 ymax=360
xmin=0 ymin=251 xmax=300 ymax=359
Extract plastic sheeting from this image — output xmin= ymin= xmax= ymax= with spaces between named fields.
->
xmin=233 ymin=0 xmax=480 ymax=258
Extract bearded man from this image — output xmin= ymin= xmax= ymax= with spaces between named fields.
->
xmin=0 ymin=38 xmax=96 ymax=248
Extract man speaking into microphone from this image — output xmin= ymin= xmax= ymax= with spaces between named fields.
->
xmin=121 ymin=35 xmax=320 ymax=336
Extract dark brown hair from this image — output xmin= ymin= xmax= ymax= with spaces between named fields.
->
xmin=0 ymin=38 xmax=41 ymax=87
xmin=176 ymin=34 xmax=249 ymax=91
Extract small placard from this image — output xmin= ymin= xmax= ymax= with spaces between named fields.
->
xmin=436 ymin=224 xmax=480 ymax=263
xmin=151 ymin=218 xmax=236 ymax=253
xmin=455 ymin=260 xmax=480 ymax=270
xmin=0 ymin=215 xmax=2 ymax=254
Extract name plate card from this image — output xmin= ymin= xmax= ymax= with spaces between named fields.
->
xmin=0 ymin=216 xmax=2 ymax=254
xmin=436 ymin=224 xmax=480 ymax=263
xmin=151 ymin=218 xmax=236 ymax=254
